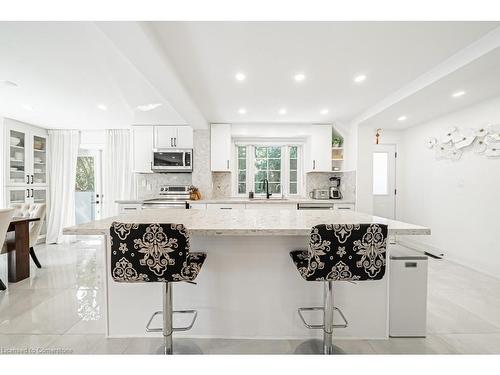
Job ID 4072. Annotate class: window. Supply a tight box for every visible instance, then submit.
[236,144,301,196]
[372,152,388,195]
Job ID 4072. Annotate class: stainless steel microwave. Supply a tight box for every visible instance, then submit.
[151,149,193,172]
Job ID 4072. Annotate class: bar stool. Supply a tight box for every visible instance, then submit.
[290,223,388,354]
[110,222,206,354]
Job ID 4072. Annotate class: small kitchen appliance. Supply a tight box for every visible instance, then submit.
[310,189,330,200]
[151,149,193,172]
[329,176,343,199]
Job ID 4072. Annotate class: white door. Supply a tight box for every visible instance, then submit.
[75,150,103,224]
[372,144,396,219]
[210,124,231,171]
[132,126,154,172]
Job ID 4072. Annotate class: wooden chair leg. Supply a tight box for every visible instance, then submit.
[29,247,42,269]
[0,278,6,291]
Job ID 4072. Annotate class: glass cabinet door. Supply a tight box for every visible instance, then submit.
[8,188,29,205]
[32,188,48,237]
[32,135,47,185]
[8,129,27,185]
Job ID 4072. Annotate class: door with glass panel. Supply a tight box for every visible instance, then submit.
[75,150,102,224]
[372,144,396,219]
[7,129,27,186]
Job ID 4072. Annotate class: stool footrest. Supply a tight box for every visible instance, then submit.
[145,310,198,333]
[297,306,349,330]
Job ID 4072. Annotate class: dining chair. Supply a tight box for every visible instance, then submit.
[4,203,47,268]
[0,208,15,291]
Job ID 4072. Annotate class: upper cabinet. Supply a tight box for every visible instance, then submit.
[210,124,231,172]
[5,122,48,187]
[132,126,154,173]
[154,126,193,149]
[306,124,332,172]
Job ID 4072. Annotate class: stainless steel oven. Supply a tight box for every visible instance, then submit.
[151,149,193,172]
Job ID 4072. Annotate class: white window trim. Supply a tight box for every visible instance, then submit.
[233,141,304,198]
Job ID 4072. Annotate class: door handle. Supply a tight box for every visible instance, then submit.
[30,189,34,198]
[26,189,30,198]
[26,175,30,184]
[30,175,34,184]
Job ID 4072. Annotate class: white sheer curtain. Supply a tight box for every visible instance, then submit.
[103,129,133,218]
[46,130,79,244]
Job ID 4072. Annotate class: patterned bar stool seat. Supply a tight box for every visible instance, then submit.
[290,223,388,354]
[110,222,206,354]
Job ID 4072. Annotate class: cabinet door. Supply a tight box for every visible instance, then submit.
[31,131,48,186]
[31,188,48,239]
[6,127,29,186]
[175,126,193,148]
[308,125,332,172]
[6,187,30,205]
[133,126,154,173]
[211,124,231,171]
[154,126,177,148]
[334,203,355,210]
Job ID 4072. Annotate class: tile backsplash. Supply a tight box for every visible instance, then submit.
[305,171,356,201]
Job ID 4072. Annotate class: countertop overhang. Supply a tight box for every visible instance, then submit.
[64,208,430,236]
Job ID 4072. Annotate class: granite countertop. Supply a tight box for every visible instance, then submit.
[116,198,356,205]
[64,209,430,237]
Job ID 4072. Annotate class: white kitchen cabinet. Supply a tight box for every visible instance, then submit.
[334,203,355,210]
[6,187,48,239]
[245,203,296,210]
[206,203,244,210]
[132,126,154,173]
[306,124,332,172]
[118,203,143,214]
[5,123,48,187]
[188,202,207,209]
[154,126,193,149]
[210,124,231,172]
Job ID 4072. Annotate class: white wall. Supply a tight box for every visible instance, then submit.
[398,97,500,278]
[357,96,500,278]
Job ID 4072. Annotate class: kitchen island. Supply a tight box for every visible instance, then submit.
[64,209,430,339]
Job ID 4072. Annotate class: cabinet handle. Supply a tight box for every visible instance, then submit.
[30,175,33,184]
[220,207,232,210]
[26,189,30,198]
[26,175,30,184]
[30,189,34,198]
[227,160,229,169]
[175,138,177,147]
[313,160,316,170]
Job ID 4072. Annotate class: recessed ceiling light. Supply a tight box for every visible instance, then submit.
[97,104,108,111]
[235,73,246,81]
[238,108,247,115]
[1,80,18,87]
[451,90,466,98]
[397,115,407,122]
[293,73,306,82]
[353,74,367,83]
[137,103,162,112]
[279,108,287,115]
[22,104,33,111]
[320,109,329,115]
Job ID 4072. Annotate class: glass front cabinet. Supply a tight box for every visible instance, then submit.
[4,121,49,239]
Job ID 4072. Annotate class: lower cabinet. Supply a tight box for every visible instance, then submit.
[245,203,296,209]
[206,203,244,210]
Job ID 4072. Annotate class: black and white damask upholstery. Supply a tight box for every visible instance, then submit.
[110,222,206,283]
[290,223,388,282]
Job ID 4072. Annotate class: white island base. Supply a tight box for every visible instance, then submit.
[107,235,389,339]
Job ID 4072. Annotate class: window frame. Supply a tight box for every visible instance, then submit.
[233,141,303,198]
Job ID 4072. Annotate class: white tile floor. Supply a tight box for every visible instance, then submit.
[1,238,500,354]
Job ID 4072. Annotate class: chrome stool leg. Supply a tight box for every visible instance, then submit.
[163,282,173,354]
[297,280,348,354]
[323,281,334,354]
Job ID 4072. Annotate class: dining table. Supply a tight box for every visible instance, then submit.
[6,216,40,282]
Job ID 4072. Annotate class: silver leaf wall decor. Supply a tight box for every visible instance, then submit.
[428,125,500,160]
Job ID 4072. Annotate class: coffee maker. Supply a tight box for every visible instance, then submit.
[329,176,342,199]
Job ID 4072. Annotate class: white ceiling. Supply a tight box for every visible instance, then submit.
[361,46,500,129]
[2,21,500,130]
[0,22,186,129]
[150,21,500,124]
